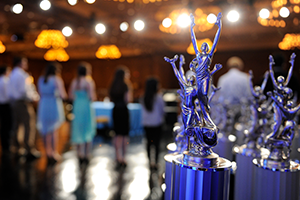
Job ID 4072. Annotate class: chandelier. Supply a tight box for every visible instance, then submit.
[186,38,213,55]
[159,8,216,34]
[278,33,300,50]
[44,48,70,62]
[35,30,69,61]
[0,41,6,53]
[257,0,300,27]
[95,45,121,59]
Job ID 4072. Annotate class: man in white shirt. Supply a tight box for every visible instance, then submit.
[217,56,251,104]
[9,56,40,159]
[0,65,12,155]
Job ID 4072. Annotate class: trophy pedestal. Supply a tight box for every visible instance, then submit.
[233,145,269,200]
[253,158,300,200]
[170,153,232,200]
[164,153,178,200]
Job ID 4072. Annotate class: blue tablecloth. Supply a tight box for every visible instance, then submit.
[92,101,144,137]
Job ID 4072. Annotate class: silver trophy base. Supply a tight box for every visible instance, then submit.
[233,145,269,200]
[164,153,179,200]
[253,158,300,200]
[170,153,232,200]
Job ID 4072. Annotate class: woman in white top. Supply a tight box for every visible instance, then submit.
[141,77,165,169]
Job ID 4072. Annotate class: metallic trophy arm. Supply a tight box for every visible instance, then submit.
[164,55,186,88]
[190,14,199,56]
[284,53,296,87]
[249,70,259,98]
[209,12,222,58]
[179,54,187,83]
[261,70,270,92]
[269,55,278,88]
[210,63,222,76]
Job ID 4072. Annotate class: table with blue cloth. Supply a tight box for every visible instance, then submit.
[92,101,144,137]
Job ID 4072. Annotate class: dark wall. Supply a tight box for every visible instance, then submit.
[1,48,299,101]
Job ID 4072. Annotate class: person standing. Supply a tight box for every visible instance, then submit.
[217,56,252,104]
[109,66,133,168]
[8,56,40,159]
[140,77,165,170]
[0,65,12,155]
[69,62,96,164]
[37,62,67,162]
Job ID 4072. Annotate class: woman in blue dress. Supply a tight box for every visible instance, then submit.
[37,62,67,162]
[69,62,96,163]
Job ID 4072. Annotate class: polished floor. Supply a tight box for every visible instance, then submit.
[0,123,173,200]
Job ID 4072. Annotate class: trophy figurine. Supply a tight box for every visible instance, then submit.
[253,53,300,200]
[233,69,272,200]
[164,12,232,200]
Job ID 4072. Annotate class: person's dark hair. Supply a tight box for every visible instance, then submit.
[109,67,128,103]
[13,56,25,67]
[0,65,7,76]
[143,77,158,111]
[76,62,89,89]
[44,62,59,83]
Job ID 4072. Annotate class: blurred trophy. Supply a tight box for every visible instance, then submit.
[234,69,272,200]
[164,12,231,200]
[252,53,300,200]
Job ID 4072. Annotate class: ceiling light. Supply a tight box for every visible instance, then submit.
[95,23,106,34]
[62,26,73,37]
[177,13,190,28]
[40,0,51,11]
[0,41,6,53]
[95,45,121,59]
[207,13,217,24]
[279,7,290,18]
[134,20,145,31]
[227,10,240,22]
[162,18,172,28]
[85,0,96,4]
[12,3,23,14]
[120,22,129,32]
[68,0,78,6]
[259,8,270,19]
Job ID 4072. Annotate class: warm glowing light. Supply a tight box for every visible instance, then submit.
[187,38,213,55]
[95,23,106,34]
[160,8,216,34]
[0,41,6,53]
[294,5,300,13]
[120,22,129,32]
[44,48,69,62]
[134,20,145,31]
[12,3,23,14]
[207,13,217,24]
[177,13,190,28]
[68,0,78,6]
[259,8,270,19]
[35,30,69,49]
[279,33,300,50]
[40,0,51,11]
[85,0,96,4]
[227,10,240,22]
[62,26,73,37]
[279,7,290,18]
[95,45,121,59]
[162,18,172,28]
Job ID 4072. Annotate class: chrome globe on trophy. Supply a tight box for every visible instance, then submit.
[164,12,232,200]
[252,53,300,200]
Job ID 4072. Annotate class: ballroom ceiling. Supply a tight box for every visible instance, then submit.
[0,0,299,60]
